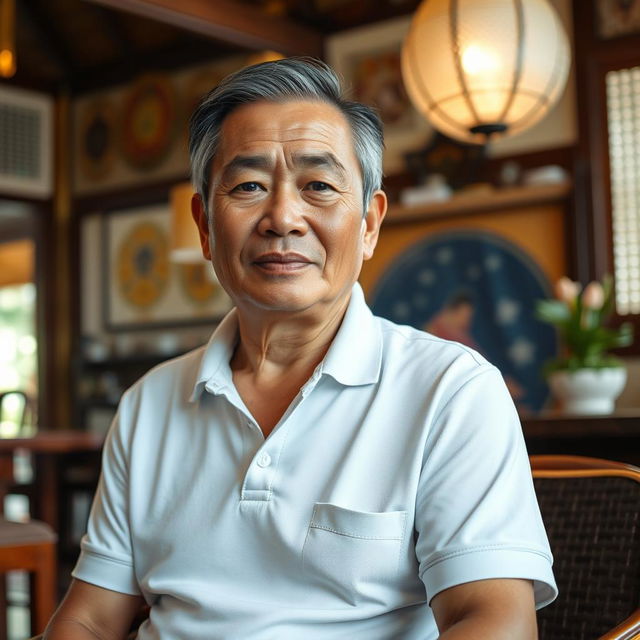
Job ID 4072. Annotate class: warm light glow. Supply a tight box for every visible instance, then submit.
[0,240,34,287]
[246,50,285,66]
[0,49,15,77]
[170,182,207,263]
[402,0,570,144]
[461,45,501,76]
[0,0,16,78]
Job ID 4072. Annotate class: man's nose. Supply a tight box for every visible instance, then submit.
[257,185,308,236]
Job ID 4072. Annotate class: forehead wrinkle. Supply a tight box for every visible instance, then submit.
[220,154,274,182]
[213,101,360,190]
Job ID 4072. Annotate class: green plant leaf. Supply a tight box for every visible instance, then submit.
[535,300,571,325]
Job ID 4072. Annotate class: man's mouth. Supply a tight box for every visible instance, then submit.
[253,252,312,273]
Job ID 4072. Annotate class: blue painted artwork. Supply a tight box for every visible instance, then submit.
[370,230,557,413]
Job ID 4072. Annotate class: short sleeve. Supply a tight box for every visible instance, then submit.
[415,365,557,608]
[72,392,140,595]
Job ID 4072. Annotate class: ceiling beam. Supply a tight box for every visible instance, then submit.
[20,0,75,81]
[90,5,138,64]
[82,0,323,57]
[70,38,233,94]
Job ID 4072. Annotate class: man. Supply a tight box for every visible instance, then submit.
[45,58,556,639]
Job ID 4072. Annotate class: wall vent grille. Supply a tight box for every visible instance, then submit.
[0,86,52,199]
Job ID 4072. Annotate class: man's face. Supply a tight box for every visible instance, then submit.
[192,99,386,315]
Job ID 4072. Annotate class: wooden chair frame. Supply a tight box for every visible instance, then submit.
[0,537,56,638]
[531,455,640,640]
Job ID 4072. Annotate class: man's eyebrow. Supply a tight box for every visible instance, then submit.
[219,152,348,182]
[221,155,273,179]
[292,152,347,177]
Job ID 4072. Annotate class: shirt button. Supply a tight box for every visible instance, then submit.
[257,452,272,468]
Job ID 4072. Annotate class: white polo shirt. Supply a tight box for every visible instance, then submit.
[73,283,557,639]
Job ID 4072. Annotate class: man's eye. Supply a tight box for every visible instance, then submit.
[307,181,333,192]
[234,182,262,192]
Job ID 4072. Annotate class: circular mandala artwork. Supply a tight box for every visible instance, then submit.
[117,222,169,309]
[120,75,176,170]
[179,263,221,305]
[80,99,116,180]
[371,230,557,413]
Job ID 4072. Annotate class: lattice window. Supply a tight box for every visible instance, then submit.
[606,67,640,315]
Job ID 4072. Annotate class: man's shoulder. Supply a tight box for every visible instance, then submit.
[375,314,488,369]
[122,344,207,404]
[372,314,499,399]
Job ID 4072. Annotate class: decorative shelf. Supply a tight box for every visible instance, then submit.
[386,181,572,225]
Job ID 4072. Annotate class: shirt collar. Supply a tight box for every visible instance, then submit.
[189,308,238,403]
[320,282,382,387]
[189,282,382,402]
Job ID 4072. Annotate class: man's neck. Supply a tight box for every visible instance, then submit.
[229,294,352,437]
[231,294,351,383]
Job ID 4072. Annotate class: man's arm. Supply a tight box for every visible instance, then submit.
[44,579,144,640]
[431,578,537,639]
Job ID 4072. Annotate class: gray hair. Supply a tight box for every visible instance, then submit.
[188,57,384,216]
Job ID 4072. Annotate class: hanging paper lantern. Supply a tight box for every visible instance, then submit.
[401,0,570,144]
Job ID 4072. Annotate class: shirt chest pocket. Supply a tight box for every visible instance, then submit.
[302,503,407,606]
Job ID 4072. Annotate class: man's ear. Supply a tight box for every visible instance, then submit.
[191,193,212,261]
[362,190,387,261]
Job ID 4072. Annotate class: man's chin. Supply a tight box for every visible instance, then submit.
[251,296,321,315]
[235,285,332,315]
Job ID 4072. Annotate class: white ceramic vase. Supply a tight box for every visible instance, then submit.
[548,367,628,415]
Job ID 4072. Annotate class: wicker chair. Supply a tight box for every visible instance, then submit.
[531,455,640,640]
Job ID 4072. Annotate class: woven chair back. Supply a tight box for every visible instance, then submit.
[532,456,640,640]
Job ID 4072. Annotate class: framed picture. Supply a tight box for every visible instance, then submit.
[596,0,640,38]
[359,196,568,415]
[103,204,232,331]
[326,15,433,175]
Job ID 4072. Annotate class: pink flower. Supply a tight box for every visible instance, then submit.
[582,281,605,309]
[555,277,581,303]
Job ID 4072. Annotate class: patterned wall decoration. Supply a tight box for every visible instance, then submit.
[370,231,556,413]
[359,198,568,415]
[79,98,117,181]
[73,56,248,195]
[120,75,176,171]
[103,204,232,331]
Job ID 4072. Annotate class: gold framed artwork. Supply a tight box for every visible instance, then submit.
[326,15,433,175]
[103,205,232,331]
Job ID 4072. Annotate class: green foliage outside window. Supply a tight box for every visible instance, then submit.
[0,284,37,436]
